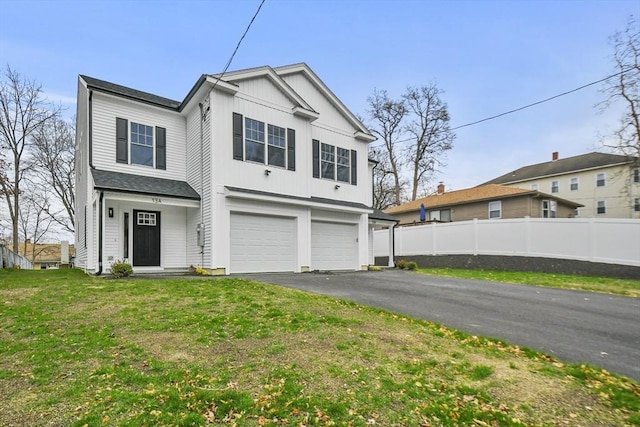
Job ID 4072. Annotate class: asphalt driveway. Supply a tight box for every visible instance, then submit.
[238,269,640,381]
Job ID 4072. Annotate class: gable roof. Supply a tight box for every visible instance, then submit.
[384,184,582,214]
[482,152,638,185]
[91,169,200,200]
[274,63,376,142]
[80,75,181,110]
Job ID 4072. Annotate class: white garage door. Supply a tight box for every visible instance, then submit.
[311,221,358,271]
[230,213,296,273]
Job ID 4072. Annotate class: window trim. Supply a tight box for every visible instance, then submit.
[633,168,640,183]
[115,117,165,169]
[596,200,606,215]
[551,180,559,193]
[130,122,154,167]
[542,199,557,218]
[488,201,502,219]
[234,114,295,171]
[596,172,606,187]
[634,198,640,212]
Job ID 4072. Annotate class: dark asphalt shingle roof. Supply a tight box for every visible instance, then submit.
[482,152,637,185]
[92,169,200,200]
[81,75,181,110]
[369,208,398,222]
[225,186,372,211]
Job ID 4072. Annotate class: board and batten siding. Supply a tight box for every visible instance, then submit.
[90,92,186,181]
[279,73,356,135]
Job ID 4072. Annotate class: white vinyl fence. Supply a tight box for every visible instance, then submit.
[374,218,640,267]
[0,244,34,269]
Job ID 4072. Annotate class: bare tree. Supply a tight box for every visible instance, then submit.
[369,147,399,211]
[0,66,59,252]
[366,89,407,206]
[31,116,75,233]
[18,190,55,261]
[403,84,455,201]
[599,15,639,157]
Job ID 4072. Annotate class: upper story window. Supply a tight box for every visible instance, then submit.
[313,139,357,185]
[116,118,166,170]
[321,143,335,179]
[634,198,640,212]
[233,113,295,171]
[542,199,557,218]
[597,200,606,215]
[531,184,538,191]
[633,168,639,183]
[551,180,559,193]
[488,201,501,219]
[570,177,579,191]
[596,173,606,187]
[131,123,154,166]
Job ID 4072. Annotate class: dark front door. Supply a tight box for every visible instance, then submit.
[133,210,161,266]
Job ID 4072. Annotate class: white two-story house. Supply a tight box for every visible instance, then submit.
[75,63,396,275]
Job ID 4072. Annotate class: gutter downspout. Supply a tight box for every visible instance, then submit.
[96,191,104,275]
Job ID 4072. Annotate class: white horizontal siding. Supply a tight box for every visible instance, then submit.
[91,92,186,181]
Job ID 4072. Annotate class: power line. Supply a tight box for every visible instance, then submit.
[207,0,266,95]
[369,68,631,148]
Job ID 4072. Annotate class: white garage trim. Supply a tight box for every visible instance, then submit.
[230,213,296,273]
[311,221,358,271]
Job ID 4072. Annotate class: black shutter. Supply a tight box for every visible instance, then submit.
[233,113,244,160]
[312,139,320,178]
[116,117,128,163]
[287,128,296,171]
[156,126,166,170]
[350,149,357,185]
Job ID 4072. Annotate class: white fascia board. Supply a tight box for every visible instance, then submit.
[369,218,397,227]
[274,63,374,140]
[224,187,372,214]
[104,191,200,208]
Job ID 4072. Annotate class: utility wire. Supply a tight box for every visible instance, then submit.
[369,67,632,148]
[207,0,266,95]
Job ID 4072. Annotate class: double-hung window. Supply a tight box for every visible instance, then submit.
[570,177,579,191]
[312,139,357,185]
[596,173,606,187]
[633,168,640,183]
[131,123,154,166]
[115,118,166,169]
[488,201,501,219]
[542,200,557,218]
[634,198,640,212]
[321,143,335,179]
[551,180,559,193]
[336,147,351,183]
[267,124,286,167]
[597,200,606,215]
[245,118,265,163]
[232,113,295,171]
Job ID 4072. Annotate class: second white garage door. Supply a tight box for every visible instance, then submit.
[311,221,358,271]
[230,213,296,273]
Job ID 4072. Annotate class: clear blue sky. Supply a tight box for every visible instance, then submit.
[1,0,637,191]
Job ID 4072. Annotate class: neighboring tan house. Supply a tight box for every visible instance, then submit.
[75,63,395,274]
[482,152,640,219]
[18,240,74,269]
[384,183,583,225]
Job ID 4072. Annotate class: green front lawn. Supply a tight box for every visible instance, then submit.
[1,269,638,426]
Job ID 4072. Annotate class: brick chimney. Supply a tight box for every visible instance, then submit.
[437,182,445,194]
[552,152,559,161]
